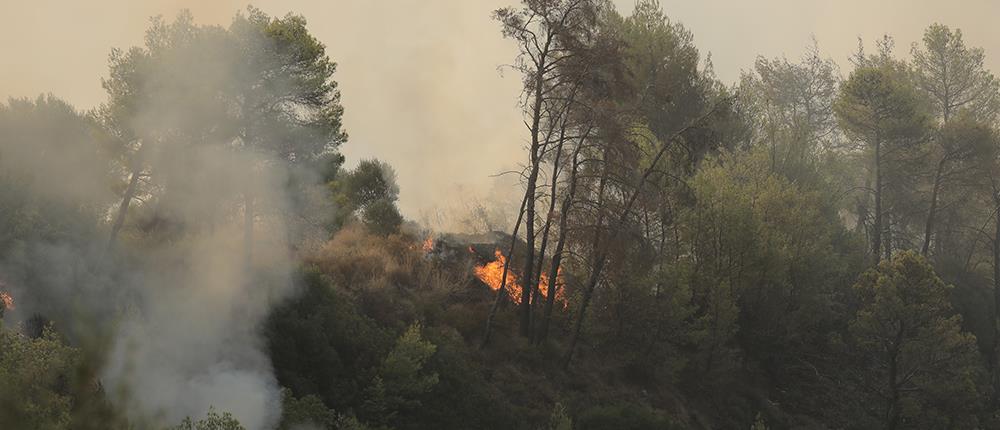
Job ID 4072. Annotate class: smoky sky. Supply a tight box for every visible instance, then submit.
[4,0,1000,219]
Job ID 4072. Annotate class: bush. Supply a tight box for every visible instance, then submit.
[265,268,392,409]
[576,403,679,430]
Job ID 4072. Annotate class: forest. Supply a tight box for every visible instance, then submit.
[1,0,1000,429]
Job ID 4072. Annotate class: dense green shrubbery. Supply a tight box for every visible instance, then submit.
[575,403,680,430]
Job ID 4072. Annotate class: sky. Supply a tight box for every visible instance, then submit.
[4,0,1000,220]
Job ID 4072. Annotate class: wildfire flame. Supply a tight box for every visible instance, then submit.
[422,236,434,253]
[472,249,567,309]
[0,291,13,311]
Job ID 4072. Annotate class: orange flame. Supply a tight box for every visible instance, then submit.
[472,249,567,309]
[422,236,434,253]
[538,268,568,310]
[0,291,13,311]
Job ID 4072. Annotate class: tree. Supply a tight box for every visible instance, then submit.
[532,0,734,367]
[0,325,77,429]
[100,9,347,257]
[0,95,111,252]
[612,0,716,144]
[988,152,1000,410]
[840,251,983,429]
[362,199,403,236]
[229,8,347,263]
[330,158,403,235]
[277,388,336,430]
[741,40,841,179]
[835,58,931,262]
[911,24,1000,123]
[99,11,237,250]
[169,409,245,430]
[920,115,996,255]
[494,0,605,338]
[911,24,1000,255]
[339,159,399,210]
[361,323,438,428]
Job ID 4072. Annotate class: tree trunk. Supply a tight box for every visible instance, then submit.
[530,116,571,337]
[518,33,555,339]
[107,168,142,253]
[244,191,254,270]
[480,191,529,348]
[536,140,584,343]
[561,103,726,369]
[873,137,883,263]
[563,167,608,369]
[921,158,947,256]
[520,168,539,338]
[886,350,900,430]
[993,194,1000,408]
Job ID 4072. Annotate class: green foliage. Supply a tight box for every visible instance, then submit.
[99,6,346,246]
[411,328,521,430]
[5,4,1000,430]
[912,23,1000,121]
[576,403,679,430]
[838,251,984,428]
[0,96,109,251]
[278,388,337,430]
[361,323,439,427]
[329,159,403,235]
[168,408,245,430]
[684,148,855,360]
[341,159,399,209]
[266,268,393,409]
[740,40,840,179]
[0,321,135,430]
[547,402,572,430]
[362,199,403,237]
[608,0,715,141]
[836,63,931,147]
[0,325,77,429]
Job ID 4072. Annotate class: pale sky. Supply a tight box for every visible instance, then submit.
[4,0,1000,219]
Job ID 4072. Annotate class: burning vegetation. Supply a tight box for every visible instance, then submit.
[0,291,13,311]
[471,248,567,309]
[6,0,1000,429]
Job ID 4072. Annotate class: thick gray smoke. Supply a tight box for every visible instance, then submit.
[0,106,305,429]
[98,146,298,429]
[0,10,336,430]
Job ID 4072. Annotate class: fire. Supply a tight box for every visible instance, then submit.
[538,268,568,310]
[0,291,13,311]
[422,236,434,253]
[472,249,567,309]
[474,249,523,303]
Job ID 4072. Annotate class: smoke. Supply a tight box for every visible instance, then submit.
[0,9,334,430]
[97,146,298,429]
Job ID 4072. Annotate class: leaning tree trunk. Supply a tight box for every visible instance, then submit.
[107,168,142,253]
[480,191,529,348]
[561,104,724,369]
[107,143,147,254]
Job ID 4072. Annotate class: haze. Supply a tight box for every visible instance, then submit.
[4,0,1000,217]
